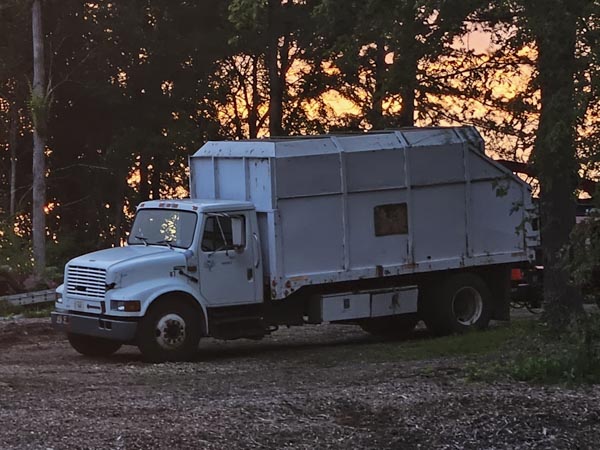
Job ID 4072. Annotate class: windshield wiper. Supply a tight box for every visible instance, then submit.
[134,235,149,246]
[155,239,174,249]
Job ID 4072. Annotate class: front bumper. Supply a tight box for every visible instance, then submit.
[51,311,138,342]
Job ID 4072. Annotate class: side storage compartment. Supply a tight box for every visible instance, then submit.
[371,288,418,317]
[320,293,371,322]
[309,287,420,339]
[313,287,418,323]
[359,287,420,339]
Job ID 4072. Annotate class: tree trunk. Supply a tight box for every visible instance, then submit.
[529,0,583,329]
[9,103,18,217]
[369,40,387,129]
[139,154,150,201]
[398,0,417,127]
[32,0,47,276]
[150,156,161,200]
[398,75,416,127]
[248,55,259,139]
[267,0,284,137]
[113,173,126,247]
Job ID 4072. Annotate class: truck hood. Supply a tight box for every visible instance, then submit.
[68,246,185,271]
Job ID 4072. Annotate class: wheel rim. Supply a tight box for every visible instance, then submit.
[452,287,483,326]
[155,313,187,349]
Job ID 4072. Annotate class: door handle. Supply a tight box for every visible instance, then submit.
[252,233,260,268]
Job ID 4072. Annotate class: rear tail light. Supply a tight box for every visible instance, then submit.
[511,268,524,282]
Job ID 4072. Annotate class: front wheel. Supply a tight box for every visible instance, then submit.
[137,299,201,363]
[67,333,122,357]
[422,273,492,336]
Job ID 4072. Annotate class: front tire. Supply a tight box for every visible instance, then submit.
[422,273,492,336]
[67,333,122,357]
[137,299,201,363]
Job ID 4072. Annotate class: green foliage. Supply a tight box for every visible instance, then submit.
[45,233,96,273]
[0,220,62,285]
[0,300,23,317]
[508,315,600,384]
[228,0,267,36]
[464,317,600,385]
[0,221,33,274]
[562,215,600,303]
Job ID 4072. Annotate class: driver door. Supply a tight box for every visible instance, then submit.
[198,211,261,306]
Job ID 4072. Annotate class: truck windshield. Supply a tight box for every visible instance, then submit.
[128,209,197,249]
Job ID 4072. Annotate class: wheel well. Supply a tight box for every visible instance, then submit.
[148,291,207,335]
[417,266,510,320]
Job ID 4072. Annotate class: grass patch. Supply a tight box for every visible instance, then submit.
[22,304,54,318]
[467,315,600,385]
[364,321,535,364]
[0,300,53,318]
[400,325,519,360]
[506,315,600,384]
[305,322,523,368]
[0,300,23,317]
[307,317,600,385]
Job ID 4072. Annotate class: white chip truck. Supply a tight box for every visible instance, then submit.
[52,127,539,362]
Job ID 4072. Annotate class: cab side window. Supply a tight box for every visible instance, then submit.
[201,215,245,252]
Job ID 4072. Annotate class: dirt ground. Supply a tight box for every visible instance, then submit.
[0,317,599,450]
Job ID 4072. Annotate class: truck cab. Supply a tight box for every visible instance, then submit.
[52,199,263,361]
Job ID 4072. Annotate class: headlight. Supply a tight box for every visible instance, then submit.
[110,300,141,312]
[56,292,63,304]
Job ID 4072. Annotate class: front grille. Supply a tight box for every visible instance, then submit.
[66,265,107,299]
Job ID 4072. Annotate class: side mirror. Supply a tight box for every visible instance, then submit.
[231,216,245,250]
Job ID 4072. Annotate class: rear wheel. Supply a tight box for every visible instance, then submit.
[67,333,122,357]
[359,314,419,339]
[137,299,201,363]
[422,273,492,336]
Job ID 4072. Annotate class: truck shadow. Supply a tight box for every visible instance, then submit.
[194,328,433,363]
[105,327,433,364]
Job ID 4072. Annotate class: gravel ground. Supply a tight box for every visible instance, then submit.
[0,317,599,449]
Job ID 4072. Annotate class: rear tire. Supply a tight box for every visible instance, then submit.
[359,314,419,339]
[67,333,122,357]
[422,273,492,336]
[137,299,201,363]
